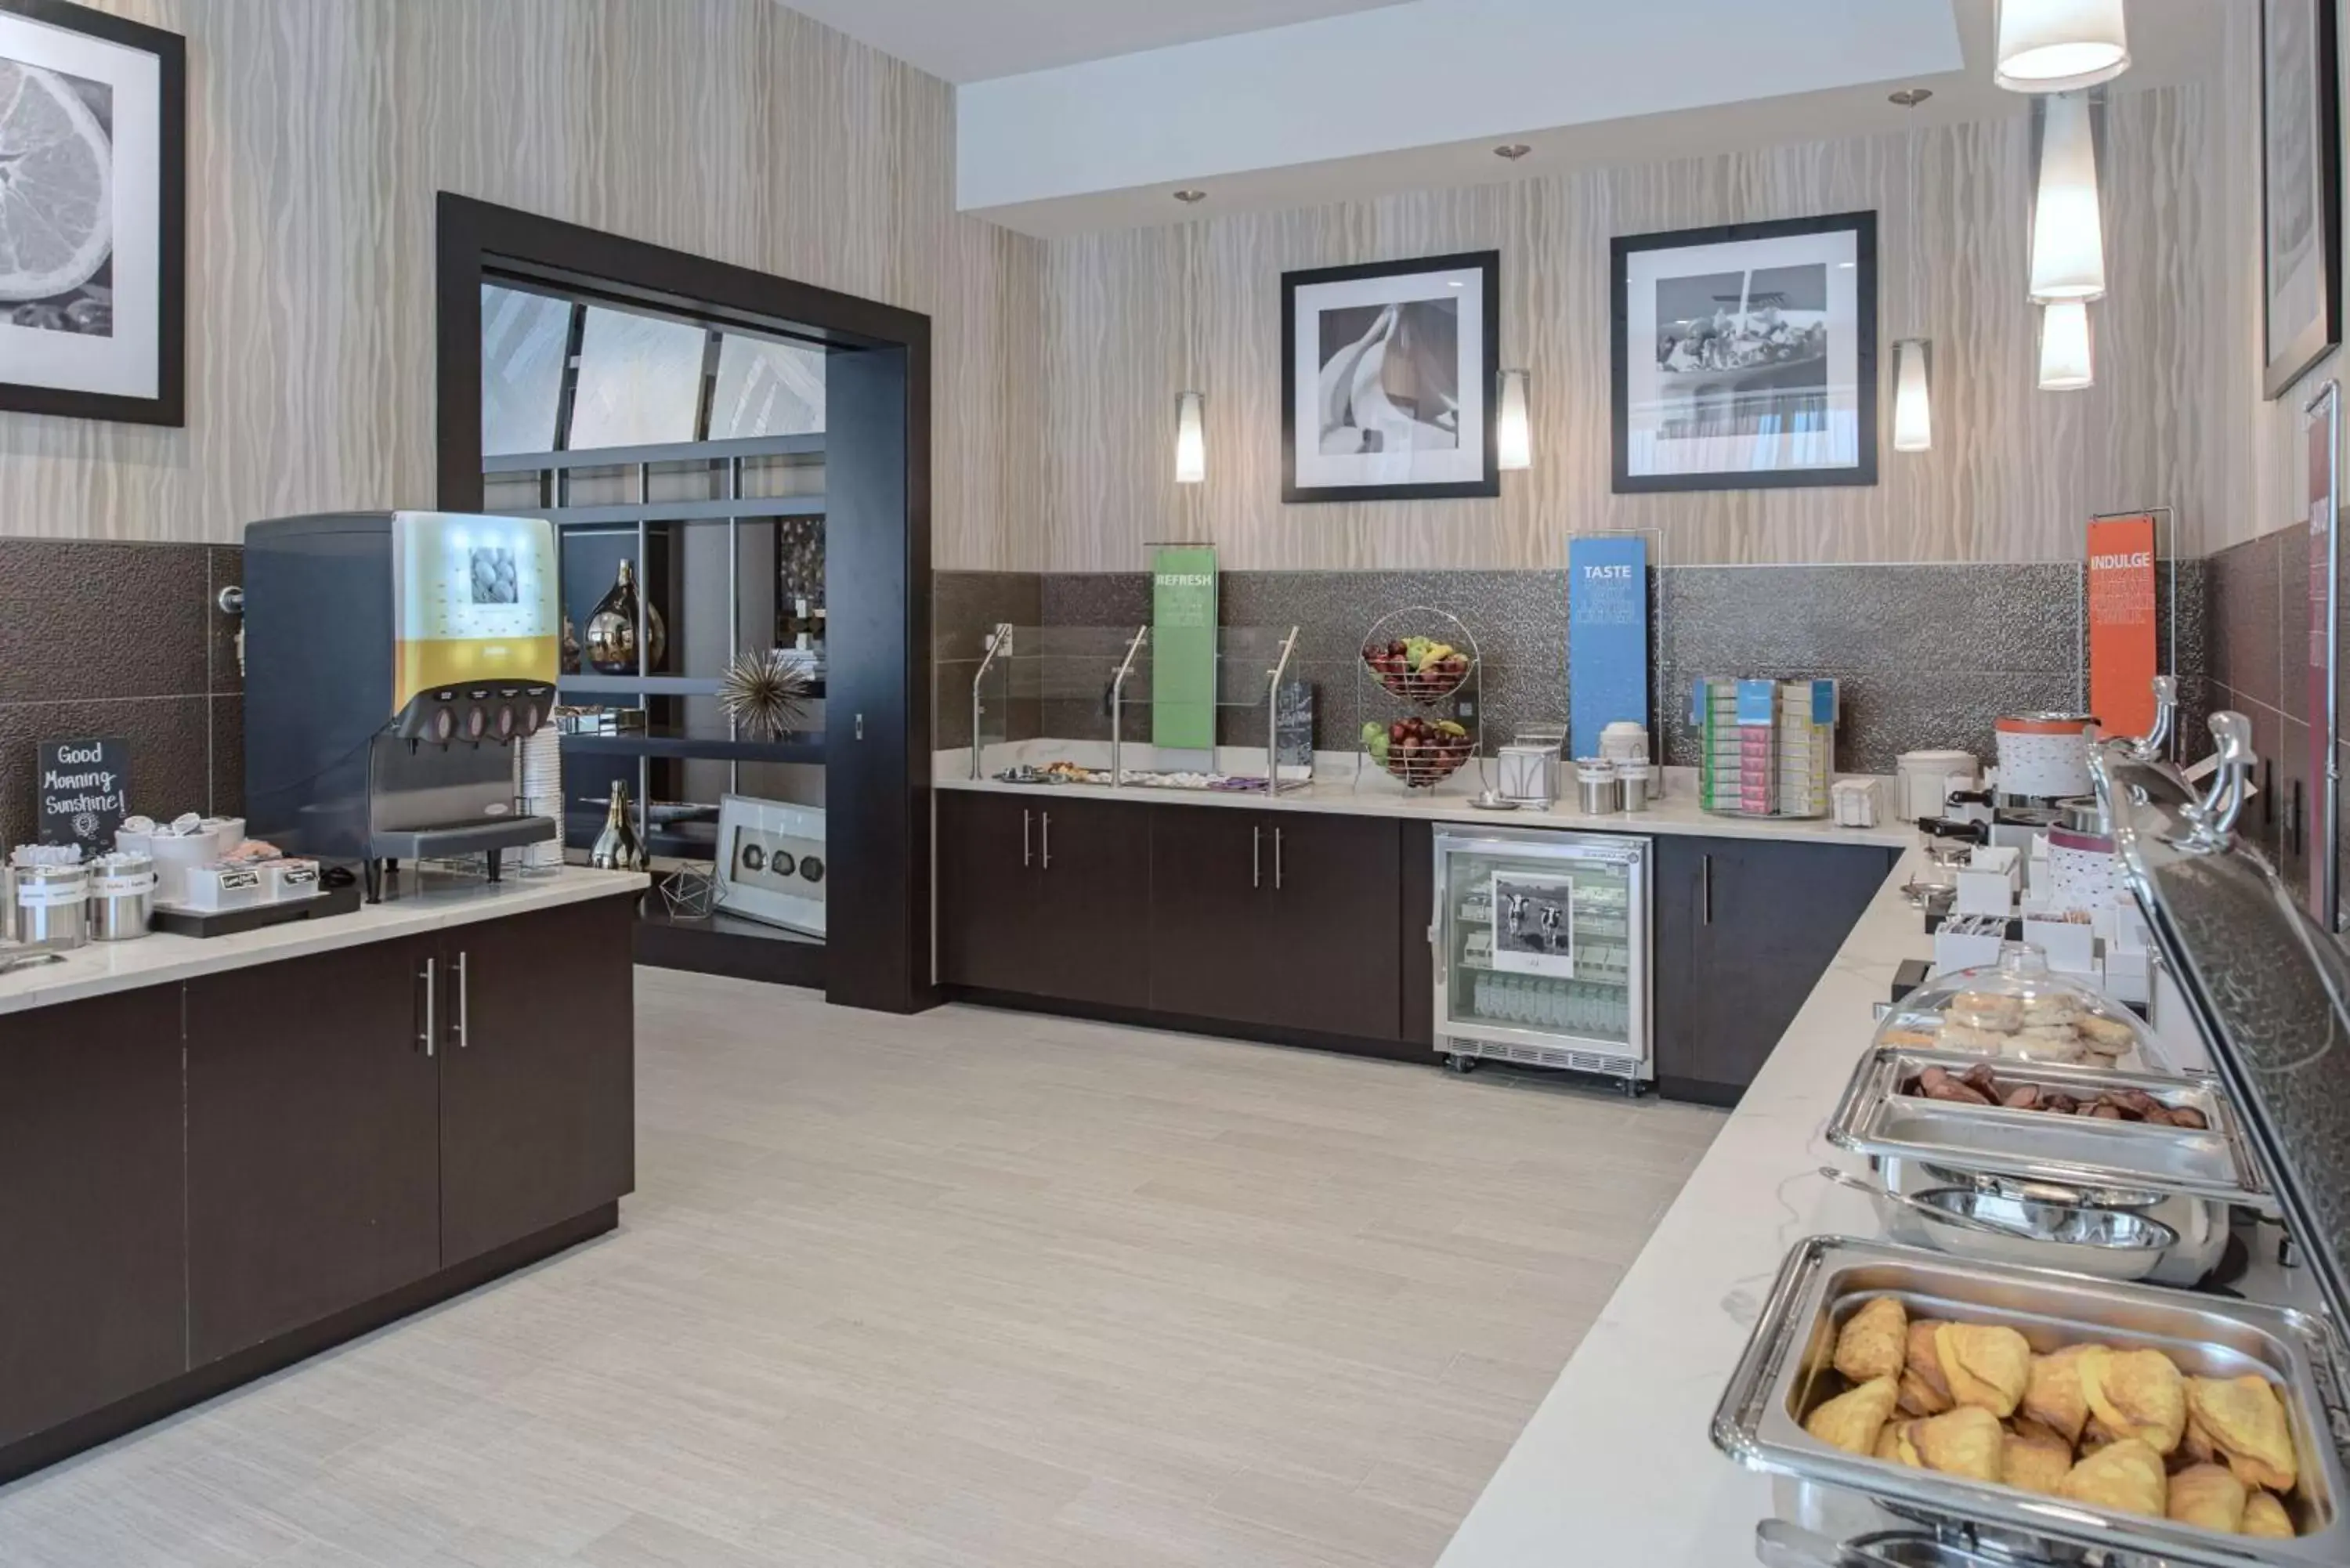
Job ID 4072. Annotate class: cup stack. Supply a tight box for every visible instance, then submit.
[516,727,565,871]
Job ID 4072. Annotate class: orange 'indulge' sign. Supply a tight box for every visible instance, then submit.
[2088,515,2159,740]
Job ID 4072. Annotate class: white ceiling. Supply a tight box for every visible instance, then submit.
[779,0,1412,85]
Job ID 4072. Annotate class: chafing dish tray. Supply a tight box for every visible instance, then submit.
[1715,1236,2350,1568]
[1827,1048,2276,1212]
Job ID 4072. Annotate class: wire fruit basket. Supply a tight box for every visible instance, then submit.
[1358,606,1482,791]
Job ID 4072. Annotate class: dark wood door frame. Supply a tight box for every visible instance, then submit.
[432,193,938,1014]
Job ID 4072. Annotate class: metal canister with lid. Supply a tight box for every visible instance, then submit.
[88,851,156,941]
[16,862,91,950]
[1574,757,1620,815]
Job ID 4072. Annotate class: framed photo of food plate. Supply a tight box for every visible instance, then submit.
[1612,211,1876,493]
[1282,251,1499,504]
[0,0,184,425]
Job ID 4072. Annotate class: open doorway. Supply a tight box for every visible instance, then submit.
[434,195,935,1014]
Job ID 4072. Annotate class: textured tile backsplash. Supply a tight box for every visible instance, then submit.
[0,540,244,847]
[938,559,2204,775]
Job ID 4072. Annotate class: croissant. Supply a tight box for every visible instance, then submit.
[1911,1405,2003,1483]
[1806,1375,1900,1456]
[2023,1344,2094,1443]
[2081,1347,2187,1454]
[2167,1463,2247,1534]
[2243,1490,2295,1539]
[1899,1321,1954,1415]
[2058,1437,2169,1519]
[1936,1323,2030,1418]
[2002,1420,2074,1495]
[2187,1375,2298,1494]
[1834,1296,1908,1383]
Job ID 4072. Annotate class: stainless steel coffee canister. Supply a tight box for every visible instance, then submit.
[16,863,91,950]
[88,854,156,942]
[1574,758,1620,815]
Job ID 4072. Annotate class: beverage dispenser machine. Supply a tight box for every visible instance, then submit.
[244,511,561,899]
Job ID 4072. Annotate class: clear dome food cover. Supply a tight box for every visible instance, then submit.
[1872,945,2160,1068]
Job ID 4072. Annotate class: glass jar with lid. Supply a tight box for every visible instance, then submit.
[1873,944,2160,1068]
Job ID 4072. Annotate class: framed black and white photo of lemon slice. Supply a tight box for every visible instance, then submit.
[0,1,183,425]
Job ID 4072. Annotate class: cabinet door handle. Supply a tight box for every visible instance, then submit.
[419,956,436,1057]
[1701,854,1712,927]
[1022,808,1032,868]
[1040,811,1052,869]
[455,950,470,1050]
[1253,824,1263,889]
[1274,827,1284,890]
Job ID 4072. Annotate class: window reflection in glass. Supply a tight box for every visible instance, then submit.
[710,333,826,439]
[568,305,707,450]
[479,284,571,456]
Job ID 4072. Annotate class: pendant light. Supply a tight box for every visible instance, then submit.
[1995,0,2130,93]
[2039,300,2094,390]
[1892,340,1934,450]
[1889,89,1932,453]
[2029,90,2106,302]
[1495,370,1531,470]
[1173,390,1206,483]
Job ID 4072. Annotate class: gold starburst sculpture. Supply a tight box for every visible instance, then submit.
[718,647,812,739]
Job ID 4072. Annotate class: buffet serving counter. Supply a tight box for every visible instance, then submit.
[1434,844,2323,1566]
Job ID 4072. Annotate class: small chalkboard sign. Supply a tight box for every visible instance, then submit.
[37,736,131,854]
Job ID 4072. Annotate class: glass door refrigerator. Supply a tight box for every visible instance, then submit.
[1432,826,1652,1089]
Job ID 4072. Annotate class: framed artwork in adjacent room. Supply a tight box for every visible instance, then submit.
[2261,0,2341,399]
[1282,250,1499,504]
[1612,211,1876,493]
[0,0,184,425]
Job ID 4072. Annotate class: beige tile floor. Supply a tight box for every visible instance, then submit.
[0,970,1721,1567]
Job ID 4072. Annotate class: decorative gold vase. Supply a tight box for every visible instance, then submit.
[590,779,647,871]
[585,559,665,675]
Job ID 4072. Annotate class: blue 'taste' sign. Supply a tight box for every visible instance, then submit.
[1568,536,1649,757]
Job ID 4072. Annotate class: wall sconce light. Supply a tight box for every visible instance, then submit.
[1174,390,1206,483]
[1994,0,2130,93]
[1891,339,1933,452]
[1496,370,1531,470]
[2039,300,2095,390]
[2029,90,2106,302]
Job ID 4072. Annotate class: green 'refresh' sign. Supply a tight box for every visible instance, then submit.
[1152,544,1217,751]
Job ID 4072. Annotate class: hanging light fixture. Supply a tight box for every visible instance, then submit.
[1892,340,1934,450]
[2029,90,2106,301]
[2039,300,2095,390]
[1173,390,1206,483]
[1995,0,2130,93]
[1495,370,1531,470]
[1890,90,1932,453]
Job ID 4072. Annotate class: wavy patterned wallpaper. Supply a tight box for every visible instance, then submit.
[0,0,1045,569]
[1031,83,2249,571]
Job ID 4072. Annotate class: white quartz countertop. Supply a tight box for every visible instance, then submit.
[1432,846,1927,1568]
[935,746,1910,851]
[0,865,645,1017]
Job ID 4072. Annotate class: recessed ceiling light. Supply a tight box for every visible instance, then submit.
[1887,88,1932,108]
[1494,143,1531,161]
[1449,280,1464,287]
[1173,189,1206,204]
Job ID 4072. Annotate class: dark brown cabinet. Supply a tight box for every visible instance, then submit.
[438,896,636,1265]
[1148,805,1403,1043]
[186,937,443,1364]
[1653,835,1895,1106]
[0,988,187,1446]
[938,789,1151,1007]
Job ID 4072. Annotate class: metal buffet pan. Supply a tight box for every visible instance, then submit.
[1824,1046,2276,1285]
[1714,1236,2350,1568]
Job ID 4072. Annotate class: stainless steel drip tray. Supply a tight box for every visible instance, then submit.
[1828,1048,2275,1211]
[1715,1237,2350,1568]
